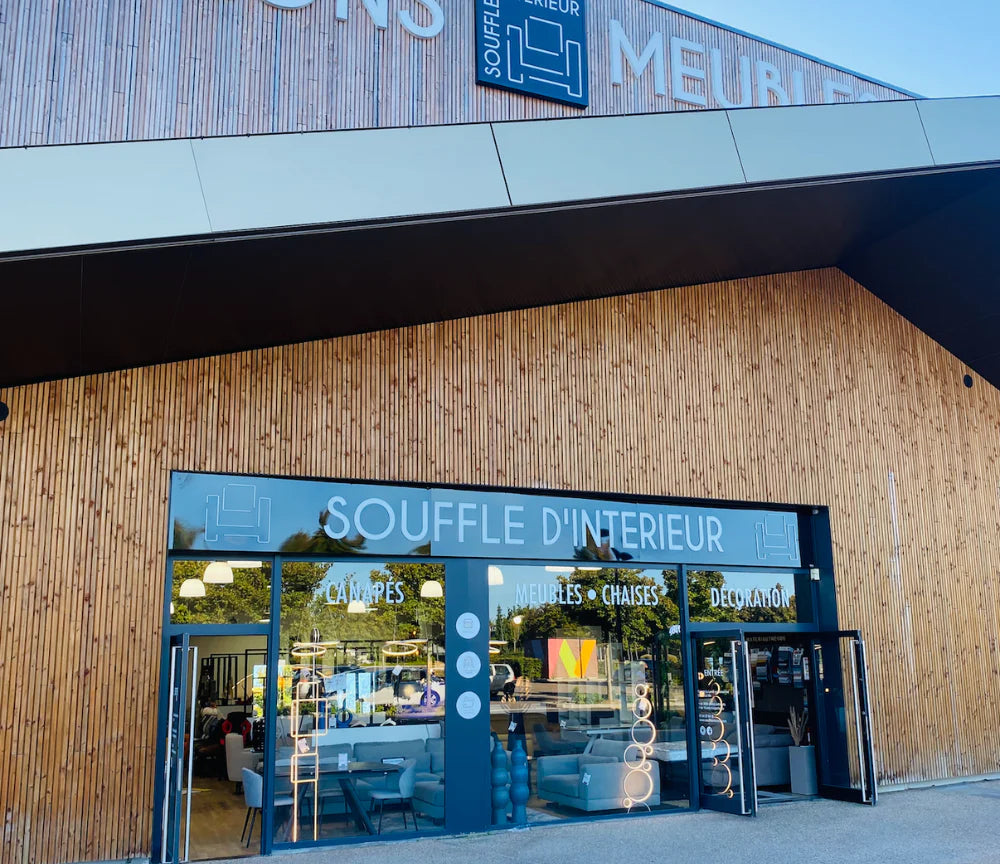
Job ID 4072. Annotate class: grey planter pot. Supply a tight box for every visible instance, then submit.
[788,745,818,795]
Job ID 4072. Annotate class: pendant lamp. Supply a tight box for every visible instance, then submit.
[203,561,234,584]
[420,579,443,598]
[179,578,206,598]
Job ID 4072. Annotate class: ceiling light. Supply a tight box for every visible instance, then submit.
[347,600,367,614]
[203,561,234,584]
[227,560,263,569]
[420,579,443,598]
[488,566,504,585]
[179,578,205,598]
[544,566,575,573]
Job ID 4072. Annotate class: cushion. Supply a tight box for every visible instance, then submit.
[426,738,445,773]
[413,779,445,807]
[354,738,427,763]
[578,754,617,769]
[589,739,628,760]
[539,773,580,797]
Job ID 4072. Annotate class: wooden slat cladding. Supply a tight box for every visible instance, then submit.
[0,0,910,148]
[2,267,998,863]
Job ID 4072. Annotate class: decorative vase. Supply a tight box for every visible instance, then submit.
[788,745,818,795]
[509,738,530,825]
[490,733,511,825]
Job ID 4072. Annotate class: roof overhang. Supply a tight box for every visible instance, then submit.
[1,97,999,389]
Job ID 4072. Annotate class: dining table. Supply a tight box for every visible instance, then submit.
[274,758,400,836]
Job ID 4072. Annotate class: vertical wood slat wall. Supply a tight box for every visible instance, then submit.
[2,267,999,863]
[0,0,909,148]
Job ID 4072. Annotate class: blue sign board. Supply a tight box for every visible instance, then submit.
[475,0,589,108]
[169,472,801,567]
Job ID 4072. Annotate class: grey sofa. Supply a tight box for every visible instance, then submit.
[536,738,661,812]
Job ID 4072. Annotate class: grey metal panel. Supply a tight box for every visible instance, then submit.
[917,97,1000,166]
[0,140,210,254]
[728,101,934,184]
[191,125,510,233]
[493,112,747,206]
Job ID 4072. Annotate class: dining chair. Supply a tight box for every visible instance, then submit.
[242,768,295,847]
[367,759,418,834]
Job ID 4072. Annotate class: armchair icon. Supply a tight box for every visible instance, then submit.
[205,483,271,545]
[755,514,798,562]
[506,16,584,100]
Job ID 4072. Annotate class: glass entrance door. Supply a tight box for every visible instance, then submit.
[809,630,877,804]
[693,632,757,816]
[161,635,198,864]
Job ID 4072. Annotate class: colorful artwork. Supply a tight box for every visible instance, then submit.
[546,638,598,678]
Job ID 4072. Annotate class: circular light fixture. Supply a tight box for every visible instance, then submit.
[383,641,420,658]
[203,561,234,584]
[512,615,523,625]
[169,602,175,615]
[420,579,443,598]
[290,643,327,658]
[227,560,263,569]
[488,566,504,586]
[347,600,367,614]
[178,578,205,598]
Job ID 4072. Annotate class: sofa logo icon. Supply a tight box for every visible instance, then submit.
[476,0,589,108]
[205,483,272,545]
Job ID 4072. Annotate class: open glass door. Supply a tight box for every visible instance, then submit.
[809,630,877,805]
[161,634,199,863]
[693,632,757,816]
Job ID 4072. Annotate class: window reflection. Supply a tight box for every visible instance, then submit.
[487,564,688,820]
[170,560,271,625]
[273,562,446,842]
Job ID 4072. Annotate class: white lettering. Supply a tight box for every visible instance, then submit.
[670,37,707,107]
[433,500,454,542]
[684,514,705,552]
[504,505,525,545]
[457,502,476,543]
[481,504,501,544]
[398,0,444,39]
[400,498,429,542]
[710,49,751,108]
[610,19,666,96]
[354,498,395,541]
[639,512,656,550]
[755,60,790,106]
[542,507,561,545]
[707,516,723,552]
[361,0,388,29]
[620,511,639,549]
[667,514,684,551]
[323,495,350,539]
[823,78,854,103]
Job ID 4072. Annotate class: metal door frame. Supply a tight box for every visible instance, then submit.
[690,629,758,816]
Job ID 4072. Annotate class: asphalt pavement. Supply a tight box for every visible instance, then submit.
[219,780,1000,864]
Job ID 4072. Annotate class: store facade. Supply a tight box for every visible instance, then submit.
[2,2,1000,864]
[155,470,874,858]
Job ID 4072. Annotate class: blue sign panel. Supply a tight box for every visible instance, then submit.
[476,0,589,108]
[169,472,801,567]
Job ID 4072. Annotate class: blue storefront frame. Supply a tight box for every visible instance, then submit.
[152,473,836,859]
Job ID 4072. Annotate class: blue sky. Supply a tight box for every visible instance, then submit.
[659,0,1000,98]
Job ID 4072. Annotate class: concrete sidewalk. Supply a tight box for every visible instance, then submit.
[224,780,1000,864]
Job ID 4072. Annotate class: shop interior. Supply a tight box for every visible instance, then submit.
[745,634,815,803]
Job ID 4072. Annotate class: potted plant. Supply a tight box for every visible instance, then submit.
[787,707,817,795]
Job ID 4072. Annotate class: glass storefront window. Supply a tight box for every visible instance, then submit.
[273,561,446,842]
[487,563,688,818]
[687,569,806,624]
[169,560,272,625]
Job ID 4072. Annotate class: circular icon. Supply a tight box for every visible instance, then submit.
[456,691,482,719]
[456,651,481,679]
[455,612,481,639]
[587,589,597,600]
